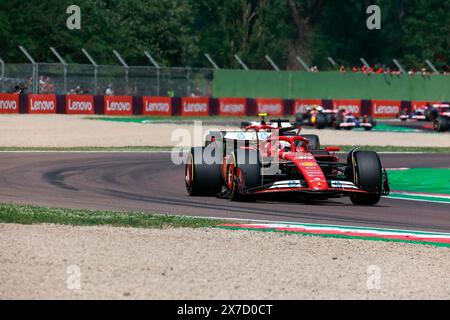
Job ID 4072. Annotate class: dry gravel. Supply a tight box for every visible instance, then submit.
[0,114,449,148]
[1,223,450,300]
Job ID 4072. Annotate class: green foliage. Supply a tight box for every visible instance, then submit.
[0,0,448,70]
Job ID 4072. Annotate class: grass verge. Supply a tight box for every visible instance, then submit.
[0,203,227,229]
[0,146,449,153]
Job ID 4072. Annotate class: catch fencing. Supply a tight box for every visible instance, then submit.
[0,63,214,97]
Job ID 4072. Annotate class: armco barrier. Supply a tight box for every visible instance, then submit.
[104,96,133,115]
[255,98,284,116]
[218,97,247,116]
[28,94,57,114]
[66,95,95,114]
[0,93,20,114]
[5,93,447,118]
[332,99,362,117]
[181,97,210,116]
[371,100,402,118]
[142,96,172,116]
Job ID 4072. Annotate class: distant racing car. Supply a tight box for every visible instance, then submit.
[432,104,450,132]
[185,121,390,205]
[332,110,375,131]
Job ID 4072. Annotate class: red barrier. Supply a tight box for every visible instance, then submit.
[411,101,440,111]
[142,97,172,115]
[218,97,246,116]
[332,99,362,116]
[28,94,57,114]
[255,98,284,116]
[104,96,133,115]
[293,99,322,114]
[181,97,209,116]
[372,100,402,118]
[0,93,20,114]
[66,95,95,114]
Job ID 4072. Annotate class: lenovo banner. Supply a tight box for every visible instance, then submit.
[66,95,95,114]
[0,93,20,114]
[218,97,246,116]
[293,99,322,114]
[332,99,361,116]
[372,100,402,118]
[181,97,209,116]
[28,94,57,114]
[411,101,440,111]
[142,97,172,116]
[104,96,133,115]
[256,98,284,116]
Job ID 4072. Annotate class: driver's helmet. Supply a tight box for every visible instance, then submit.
[278,140,291,151]
[316,106,324,112]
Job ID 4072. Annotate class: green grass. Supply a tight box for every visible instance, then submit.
[0,145,449,153]
[0,203,227,229]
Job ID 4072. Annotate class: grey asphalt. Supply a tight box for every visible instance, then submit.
[0,152,449,233]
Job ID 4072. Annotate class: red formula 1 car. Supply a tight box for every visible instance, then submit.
[185,122,390,205]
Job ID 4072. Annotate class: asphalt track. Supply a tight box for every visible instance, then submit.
[0,152,449,233]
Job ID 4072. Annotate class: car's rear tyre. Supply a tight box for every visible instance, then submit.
[316,113,327,129]
[434,117,449,132]
[185,147,222,196]
[348,151,382,206]
[302,134,321,150]
[228,149,262,201]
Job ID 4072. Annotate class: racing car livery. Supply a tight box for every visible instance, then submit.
[185,121,389,205]
[295,108,375,130]
[432,104,450,132]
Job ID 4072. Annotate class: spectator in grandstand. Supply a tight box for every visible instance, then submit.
[421,68,430,76]
[105,84,114,96]
[310,66,319,72]
[339,65,346,73]
[374,64,384,74]
[39,76,45,92]
[408,69,416,76]
[352,66,360,73]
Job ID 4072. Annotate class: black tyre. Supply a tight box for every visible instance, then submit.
[302,134,321,150]
[228,149,262,201]
[434,117,449,132]
[185,147,222,196]
[316,113,327,129]
[294,113,304,127]
[424,109,432,121]
[325,113,334,126]
[348,151,382,205]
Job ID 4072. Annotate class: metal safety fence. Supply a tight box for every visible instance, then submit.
[0,63,214,97]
